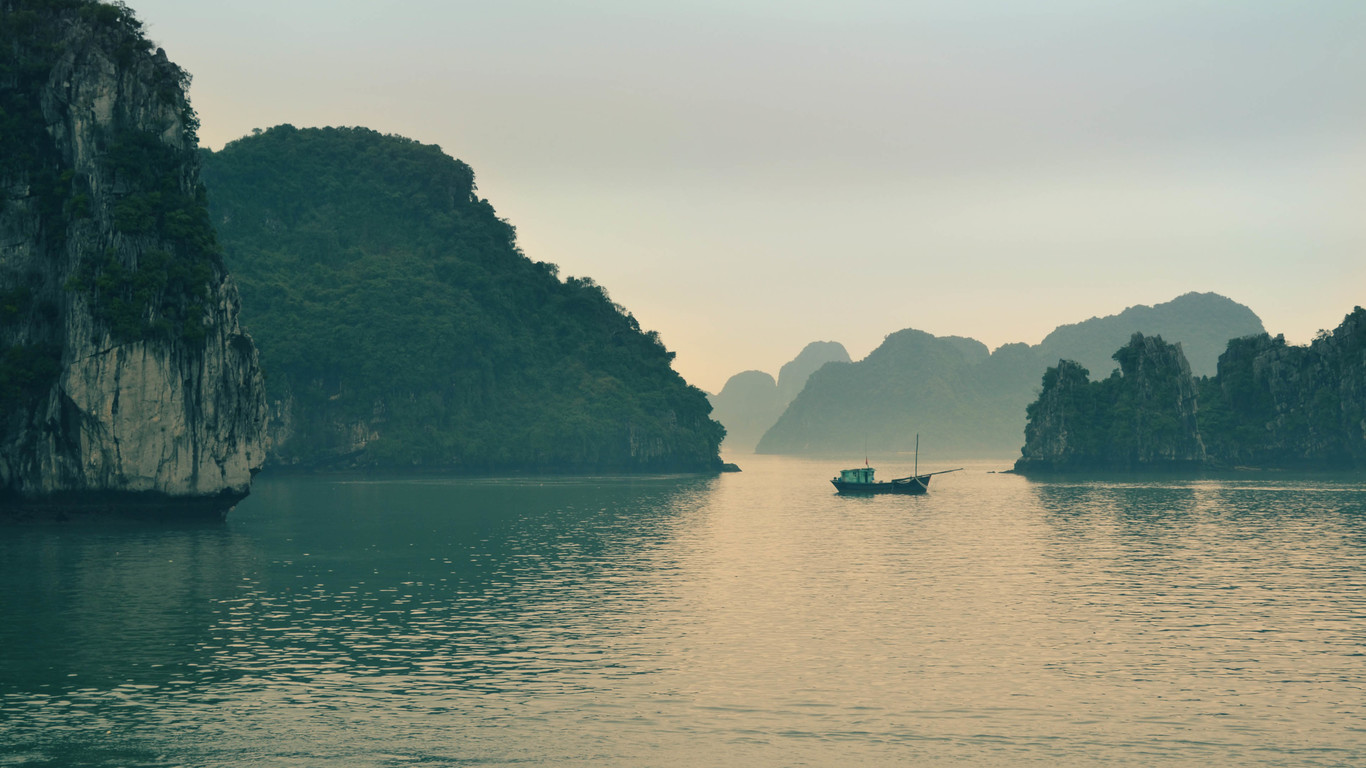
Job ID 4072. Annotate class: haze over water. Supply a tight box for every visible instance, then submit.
[3,458,1365,766]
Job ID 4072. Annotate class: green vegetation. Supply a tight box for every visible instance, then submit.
[66,125,220,345]
[1196,310,1366,468]
[0,284,61,413]
[1018,310,1366,471]
[201,126,723,471]
[1020,335,1205,470]
[2,0,215,347]
[1,0,220,422]
[1022,360,1110,460]
[0,343,62,413]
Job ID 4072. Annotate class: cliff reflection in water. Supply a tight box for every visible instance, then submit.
[0,519,252,693]
[1028,475,1366,707]
[197,475,716,696]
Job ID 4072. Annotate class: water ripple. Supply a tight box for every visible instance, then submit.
[3,462,1365,765]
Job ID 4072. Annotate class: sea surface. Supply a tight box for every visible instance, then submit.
[2,456,1365,767]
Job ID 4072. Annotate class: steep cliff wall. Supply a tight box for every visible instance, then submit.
[1016,310,1366,473]
[1200,308,1366,469]
[0,2,266,508]
[1015,334,1206,472]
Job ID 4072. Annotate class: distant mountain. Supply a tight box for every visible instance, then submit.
[755,293,1265,458]
[709,341,850,453]
[1038,292,1264,377]
[756,330,1015,457]
[708,371,783,455]
[201,126,723,472]
[777,341,851,403]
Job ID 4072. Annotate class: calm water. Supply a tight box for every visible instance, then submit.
[3,456,1365,767]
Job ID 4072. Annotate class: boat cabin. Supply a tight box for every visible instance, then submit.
[839,467,875,484]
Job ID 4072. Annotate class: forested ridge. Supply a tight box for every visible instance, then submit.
[201,125,722,471]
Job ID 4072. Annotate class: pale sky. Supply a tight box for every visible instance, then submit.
[130,0,1366,393]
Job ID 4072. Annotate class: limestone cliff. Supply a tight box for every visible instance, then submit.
[1016,311,1366,473]
[1200,308,1366,469]
[1015,334,1206,472]
[0,1,266,509]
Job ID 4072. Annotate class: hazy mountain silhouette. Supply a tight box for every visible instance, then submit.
[1037,292,1265,378]
[709,341,850,453]
[755,293,1265,458]
[777,341,851,403]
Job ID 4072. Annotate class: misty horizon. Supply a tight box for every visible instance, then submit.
[128,0,1364,393]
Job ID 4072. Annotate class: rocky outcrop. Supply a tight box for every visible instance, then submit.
[1201,308,1366,469]
[1109,333,1207,467]
[1016,312,1366,473]
[1011,359,1095,470]
[1016,335,1206,472]
[0,2,266,510]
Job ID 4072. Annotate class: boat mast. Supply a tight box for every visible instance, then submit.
[914,433,919,476]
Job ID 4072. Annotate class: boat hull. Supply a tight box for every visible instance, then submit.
[831,475,931,495]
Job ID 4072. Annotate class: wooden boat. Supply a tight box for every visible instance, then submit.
[830,466,960,494]
[831,434,961,495]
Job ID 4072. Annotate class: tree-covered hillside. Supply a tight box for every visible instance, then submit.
[1016,335,1206,472]
[200,125,722,471]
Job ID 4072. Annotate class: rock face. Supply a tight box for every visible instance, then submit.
[1016,310,1366,473]
[1015,334,1206,472]
[0,2,266,508]
[1199,308,1366,469]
